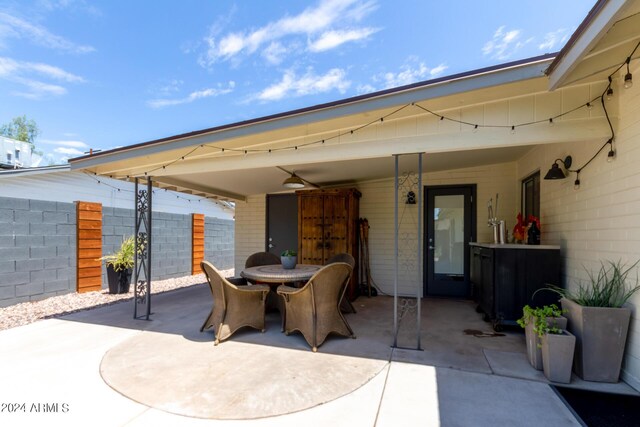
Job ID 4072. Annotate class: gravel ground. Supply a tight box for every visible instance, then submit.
[0,269,233,331]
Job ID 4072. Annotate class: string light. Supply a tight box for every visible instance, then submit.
[103,41,639,181]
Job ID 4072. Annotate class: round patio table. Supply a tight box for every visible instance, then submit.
[240,264,321,284]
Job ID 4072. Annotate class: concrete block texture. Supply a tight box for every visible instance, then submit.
[0,196,29,210]
[0,208,14,223]
[29,199,58,212]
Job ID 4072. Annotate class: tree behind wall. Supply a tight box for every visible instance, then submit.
[0,115,41,154]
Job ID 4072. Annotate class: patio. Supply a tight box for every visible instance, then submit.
[2,282,637,426]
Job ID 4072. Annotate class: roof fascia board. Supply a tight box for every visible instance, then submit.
[0,164,70,178]
[548,0,628,90]
[69,59,552,171]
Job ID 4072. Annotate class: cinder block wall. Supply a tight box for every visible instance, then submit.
[0,197,76,307]
[205,217,234,270]
[0,198,235,308]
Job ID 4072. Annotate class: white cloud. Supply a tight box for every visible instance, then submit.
[262,42,289,65]
[255,67,350,102]
[0,56,83,98]
[482,26,528,60]
[538,28,570,51]
[308,27,378,52]
[40,139,89,149]
[356,83,375,94]
[54,146,84,156]
[0,11,95,54]
[147,81,236,109]
[199,0,378,66]
[376,59,448,89]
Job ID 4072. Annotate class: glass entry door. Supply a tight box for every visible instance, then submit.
[425,186,475,297]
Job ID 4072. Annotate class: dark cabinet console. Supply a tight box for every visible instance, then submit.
[469,243,561,330]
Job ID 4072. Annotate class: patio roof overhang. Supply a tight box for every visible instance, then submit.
[69,55,612,201]
[547,0,640,89]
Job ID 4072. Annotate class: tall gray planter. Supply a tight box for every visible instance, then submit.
[561,298,631,382]
[541,330,576,384]
[525,316,567,370]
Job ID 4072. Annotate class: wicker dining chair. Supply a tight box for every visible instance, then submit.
[326,253,357,314]
[277,262,355,352]
[227,251,281,286]
[200,260,270,345]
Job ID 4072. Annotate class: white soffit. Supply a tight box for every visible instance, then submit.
[548,0,640,89]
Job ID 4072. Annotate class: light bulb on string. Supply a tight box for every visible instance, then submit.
[473,124,478,133]
[624,57,633,89]
[510,126,516,135]
[549,118,554,127]
[586,102,593,110]
[607,148,616,162]
[574,175,581,190]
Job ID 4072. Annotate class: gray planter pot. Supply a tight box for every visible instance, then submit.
[541,330,576,384]
[561,297,631,382]
[281,256,297,270]
[525,316,567,370]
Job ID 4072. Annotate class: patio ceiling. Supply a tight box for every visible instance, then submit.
[548,0,640,89]
[150,145,536,199]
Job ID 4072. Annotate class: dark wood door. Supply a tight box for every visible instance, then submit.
[266,194,298,257]
[323,194,349,261]
[299,195,324,264]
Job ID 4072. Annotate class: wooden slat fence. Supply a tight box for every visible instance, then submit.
[192,213,205,275]
[76,201,103,292]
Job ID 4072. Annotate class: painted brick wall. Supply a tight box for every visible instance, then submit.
[233,162,517,297]
[204,217,234,270]
[515,74,640,390]
[0,197,76,307]
[359,162,518,297]
[234,195,266,273]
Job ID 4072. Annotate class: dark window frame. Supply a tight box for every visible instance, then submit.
[521,171,540,219]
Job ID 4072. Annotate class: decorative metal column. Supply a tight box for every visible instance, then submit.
[393,153,424,350]
[133,177,152,320]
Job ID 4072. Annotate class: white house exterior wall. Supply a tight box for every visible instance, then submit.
[515,72,640,390]
[234,195,266,272]
[0,170,234,219]
[233,161,518,297]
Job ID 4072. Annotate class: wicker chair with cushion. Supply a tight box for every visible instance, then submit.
[326,253,357,314]
[277,262,355,352]
[200,261,270,345]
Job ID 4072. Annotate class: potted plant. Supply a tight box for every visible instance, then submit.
[548,259,640,382]
[537,319,576,384]
[281,249,297,270]
[99,236,135,294]
[517,304,567,370]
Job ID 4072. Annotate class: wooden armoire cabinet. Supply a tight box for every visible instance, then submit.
[297,188,361,300]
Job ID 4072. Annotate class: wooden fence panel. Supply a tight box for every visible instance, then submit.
[192,213,205,275]
[76,201,103,293]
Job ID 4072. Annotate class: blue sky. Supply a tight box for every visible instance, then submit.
[0,0,596,164]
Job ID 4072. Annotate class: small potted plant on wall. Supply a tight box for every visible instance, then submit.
[99,235,135,294]
[517,304,567,371]
[548,259,640,383]
[281,249,297,270]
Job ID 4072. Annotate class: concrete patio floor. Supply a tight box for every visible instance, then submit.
[0,283,637,426]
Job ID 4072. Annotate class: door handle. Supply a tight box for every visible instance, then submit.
[428,246,435,250]
[268,243,275,249]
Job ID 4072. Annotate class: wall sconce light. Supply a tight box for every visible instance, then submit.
[282,172,305,189]
[543,156,572,180]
